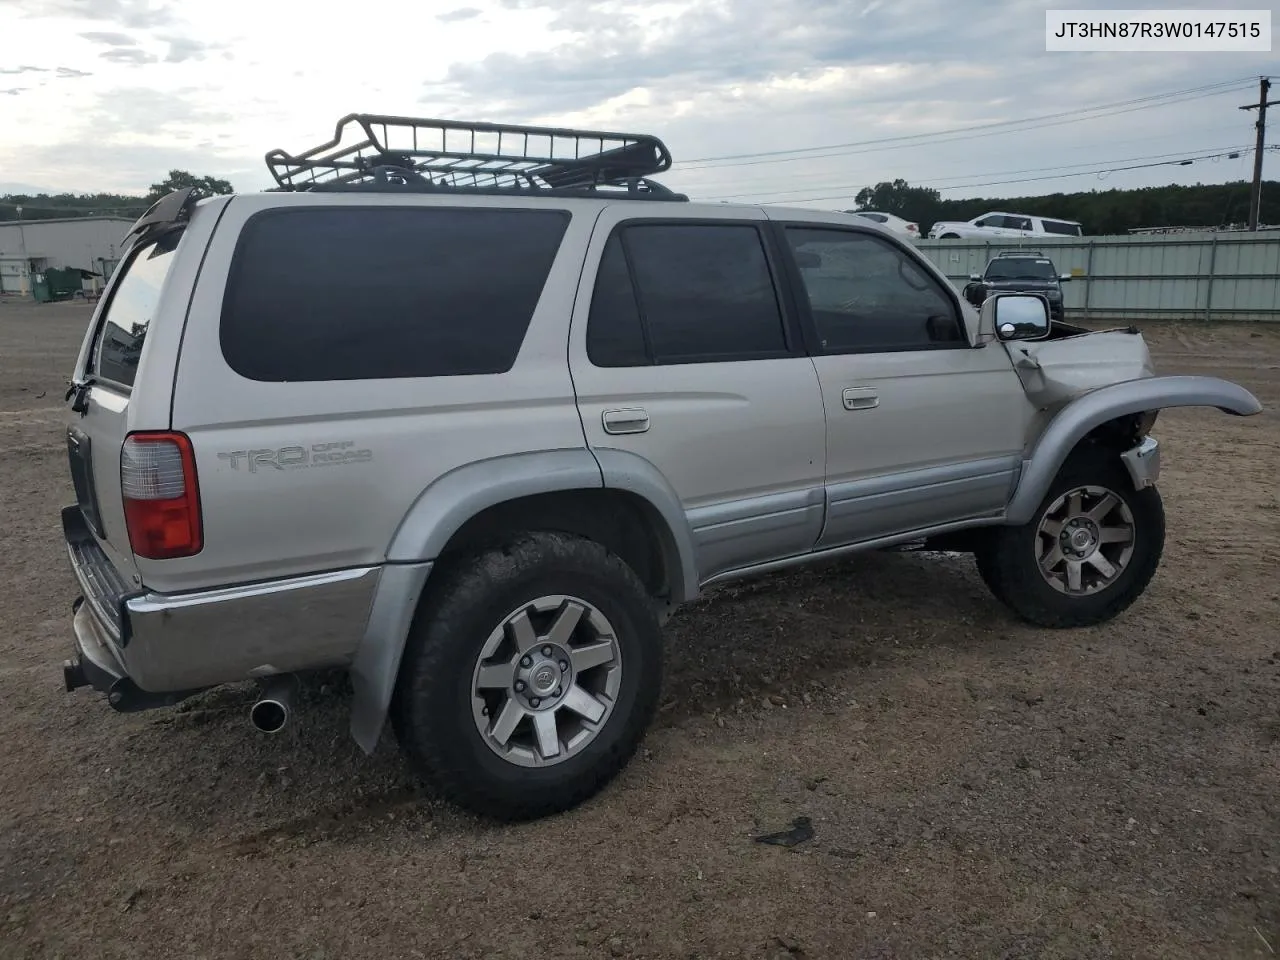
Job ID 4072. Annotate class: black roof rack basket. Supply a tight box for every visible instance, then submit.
[265,114,684,199]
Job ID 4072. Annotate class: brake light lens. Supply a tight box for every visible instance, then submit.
[907,222,919,233]
[120,432,203,559]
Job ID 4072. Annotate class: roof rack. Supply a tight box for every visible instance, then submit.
[265,114,687,200]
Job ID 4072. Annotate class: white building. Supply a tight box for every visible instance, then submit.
[0,216,134,295]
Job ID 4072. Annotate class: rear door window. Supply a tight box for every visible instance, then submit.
[89,231,181,389]
[622,222,788,364]
[220,206,571,382]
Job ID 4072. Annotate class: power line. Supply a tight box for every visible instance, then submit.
[679,78,1256,170]
[719,148,1267,206]
[680,123,1254,194]
[697,144,1254,201]
[934,148,1267,193]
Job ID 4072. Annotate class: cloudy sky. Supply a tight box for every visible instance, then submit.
[0,0,1275,207]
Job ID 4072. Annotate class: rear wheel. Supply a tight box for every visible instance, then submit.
[976,449,1165,628]
[391,532,663,821]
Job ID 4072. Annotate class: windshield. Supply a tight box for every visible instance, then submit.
[985,257,1057,281]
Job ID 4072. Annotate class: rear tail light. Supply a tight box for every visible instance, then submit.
[907,223,919,232]
[120,432,203,559]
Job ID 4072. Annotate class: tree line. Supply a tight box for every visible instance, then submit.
[0,170,234,222]
[851,178,1280,234]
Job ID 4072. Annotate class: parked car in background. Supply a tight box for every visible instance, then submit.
[845,210,919,239]
[929,212,1083,239]
[962,250,1072,322]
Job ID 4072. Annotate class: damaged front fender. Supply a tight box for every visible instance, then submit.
[1007,326,1156,408]
[1005,374,1263,525]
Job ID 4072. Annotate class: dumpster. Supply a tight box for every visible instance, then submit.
[30,267,100,302]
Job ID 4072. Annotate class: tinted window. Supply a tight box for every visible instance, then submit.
[90,231,180,388]
[785,228,964,352]
[220,207,569,382]
[1041,219,1082,236]
[856,212,888,223]
[586,233,648,367]
[622,223,787,363]
[985,257,1058,280]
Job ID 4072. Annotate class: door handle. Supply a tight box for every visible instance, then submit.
[602,408,650,434]
[841,387,879,411]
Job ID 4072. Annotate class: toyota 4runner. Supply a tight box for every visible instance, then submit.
[58,114,1263,821]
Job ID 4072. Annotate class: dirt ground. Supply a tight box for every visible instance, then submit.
[0,299,1277,960]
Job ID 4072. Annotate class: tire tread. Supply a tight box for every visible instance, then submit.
[390,531,662,821]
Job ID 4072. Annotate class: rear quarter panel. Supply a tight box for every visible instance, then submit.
[64,197,231,586]
[158,193,596,593]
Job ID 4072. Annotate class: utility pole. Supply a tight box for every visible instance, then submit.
[1239,76,1277,231]
[15,204,29,297]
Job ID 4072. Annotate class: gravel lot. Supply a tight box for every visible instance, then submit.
[1,299,1277,960]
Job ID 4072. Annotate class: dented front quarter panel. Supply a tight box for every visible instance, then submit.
[1005,327,1156,409]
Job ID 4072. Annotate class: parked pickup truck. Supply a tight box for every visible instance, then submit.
[963,250,1072,322]
[58,114,1263,821]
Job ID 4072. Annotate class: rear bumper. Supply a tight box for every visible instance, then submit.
[62,505,380,698]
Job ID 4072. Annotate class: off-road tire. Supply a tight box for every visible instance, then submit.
[390,531,663,821]
[975,448,1165,628]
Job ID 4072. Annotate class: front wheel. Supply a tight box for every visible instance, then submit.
[391,532,663,821]
[975,449,1165,628]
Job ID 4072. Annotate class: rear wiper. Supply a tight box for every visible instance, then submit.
[64,375,97,415]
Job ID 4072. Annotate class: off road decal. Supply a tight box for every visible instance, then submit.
[216,441,373,472]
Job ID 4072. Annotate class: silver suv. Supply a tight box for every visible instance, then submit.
[59,114,1262,821]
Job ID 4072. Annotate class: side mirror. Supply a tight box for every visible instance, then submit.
[985,293,1051,341]
[1059,273,1072,282]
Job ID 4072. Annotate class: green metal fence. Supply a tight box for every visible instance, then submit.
[913,231,1280,322]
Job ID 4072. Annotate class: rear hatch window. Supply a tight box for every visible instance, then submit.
[88,230,182,389]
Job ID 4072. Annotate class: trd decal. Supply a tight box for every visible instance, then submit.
[216,441,373,472]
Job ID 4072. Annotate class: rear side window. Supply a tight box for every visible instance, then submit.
[628,223,787,364]
[586,234,648,367]
[89,231,180,389]
[1041,219,1083,236]
[584,222,789,366]
[220,207,570,382]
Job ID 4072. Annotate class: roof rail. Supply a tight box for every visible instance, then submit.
[264,114,687,200]
[993,249,1046,257]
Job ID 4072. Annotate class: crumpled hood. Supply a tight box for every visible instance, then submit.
[1005,326,1156,408]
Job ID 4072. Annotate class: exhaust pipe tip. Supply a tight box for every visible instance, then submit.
[250,697,290,734]
[63,658,88,692]
[250,674,299,734]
